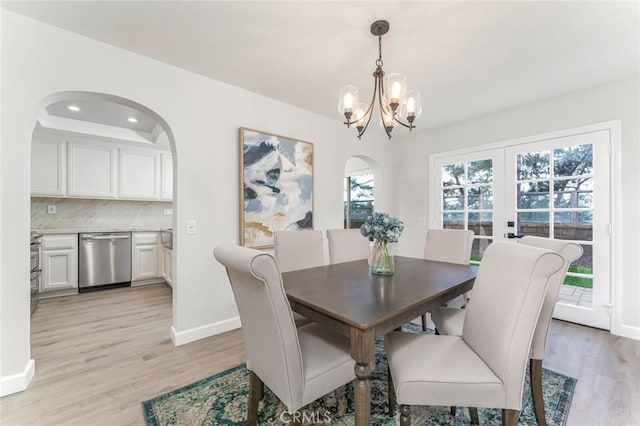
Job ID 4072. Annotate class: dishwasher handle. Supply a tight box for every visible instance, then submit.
[81,234,130,241]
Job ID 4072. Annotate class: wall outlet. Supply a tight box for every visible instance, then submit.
[163,208,173,216]
[186,219,197,234]
[47,205,56,214]
[417,217,427,227]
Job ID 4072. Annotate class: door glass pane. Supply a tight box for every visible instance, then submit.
[554,212,592,241]
[468,160,493,183]
[443,188,464,210]
[517,181,550,209]
[468,186,492,210]
[554,144,593,177]
[553,178,593,208]
[442,163,465,186]
[517,151,550,180]
[471,238,492,262]
[568,246,593,275]
[517,212,550,237]
[469,213,493,236]
[443,213,464,229]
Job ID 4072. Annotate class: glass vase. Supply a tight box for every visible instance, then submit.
[371,239,394,276]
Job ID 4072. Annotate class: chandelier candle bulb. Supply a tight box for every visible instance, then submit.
[338,85,359,125]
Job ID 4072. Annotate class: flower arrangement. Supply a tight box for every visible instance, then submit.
[360,212,405,242]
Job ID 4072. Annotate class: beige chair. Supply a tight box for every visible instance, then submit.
[419,228,475,331]
[214,245,355,425]
[326,228,371,264]
[274,230,324,327]
[386,241,563,426]
[430,236,583,425]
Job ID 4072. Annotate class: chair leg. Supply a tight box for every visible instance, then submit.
[400,404,411,426]
[421,314,427,332]
[247,370,262,426]
[502,409,519,426]
[450,406,456,416]
[469,407,479,425]
[387,365,396,417]
[530,358,547,426]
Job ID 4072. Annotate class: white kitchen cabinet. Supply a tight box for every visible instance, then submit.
[31,139,67,196]
[161,246,172,287]
[119,150,161,200]
[132,232,161,281]
[41,234,78,293]
[160,153,173,201]
[68,142,118,198]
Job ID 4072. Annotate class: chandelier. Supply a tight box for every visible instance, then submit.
[338,20,422,140]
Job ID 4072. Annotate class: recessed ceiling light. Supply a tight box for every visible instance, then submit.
[128,117,138,123]
[67,105,80,112]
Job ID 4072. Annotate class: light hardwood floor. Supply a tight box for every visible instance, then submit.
[1,284,639,425]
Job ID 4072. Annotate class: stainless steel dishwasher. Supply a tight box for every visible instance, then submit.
[79,232,132,290]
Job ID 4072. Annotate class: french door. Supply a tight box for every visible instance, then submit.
[433,129,612,330]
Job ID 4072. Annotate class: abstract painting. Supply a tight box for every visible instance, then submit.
[240,128,313,248]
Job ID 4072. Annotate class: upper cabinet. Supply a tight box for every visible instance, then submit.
[31,139,66,196]
[160,154,173,201]
[68,142,118,199]
[31,137,172,202]
[119,150,160,200]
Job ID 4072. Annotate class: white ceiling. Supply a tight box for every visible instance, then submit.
[4,1,639,130]
[46,100,158,132]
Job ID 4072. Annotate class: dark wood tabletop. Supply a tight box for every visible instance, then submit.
[281,255,478,426]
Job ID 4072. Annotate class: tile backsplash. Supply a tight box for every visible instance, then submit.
[31,198,173,230]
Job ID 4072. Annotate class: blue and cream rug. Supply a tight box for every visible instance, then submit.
[143,326,576,425]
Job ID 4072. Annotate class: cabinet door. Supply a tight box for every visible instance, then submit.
[162,246,172,287]
[132,244,160,281]
[68,142,118,198]
[31,139,66,196]
[41,248,78,292]
[160,154,173,201]
[119,150,160,200]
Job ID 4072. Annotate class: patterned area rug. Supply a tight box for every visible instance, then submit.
[142,325,576,425]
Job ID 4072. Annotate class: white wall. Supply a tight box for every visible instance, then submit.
[0,11,396,393]
[394,76,640,337]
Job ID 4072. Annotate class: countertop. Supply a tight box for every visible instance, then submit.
[34,227,172,235]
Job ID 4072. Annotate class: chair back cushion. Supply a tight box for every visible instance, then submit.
[326,229,371,264]
[275,230,324,272]
[462,241,563,409]
[519,236,583,359]
[423,229,475,265]
[214,245,304,410]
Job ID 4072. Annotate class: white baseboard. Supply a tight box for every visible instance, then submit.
[0,359,35,397]
[612,323,640,341]
[171,316,241,346]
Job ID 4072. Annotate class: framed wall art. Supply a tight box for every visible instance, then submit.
[239,128,314,248]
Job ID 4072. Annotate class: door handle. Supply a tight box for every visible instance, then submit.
[82,235,130,241]
[507,233,525,239]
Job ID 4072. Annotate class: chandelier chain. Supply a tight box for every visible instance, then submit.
[376,36,384,67]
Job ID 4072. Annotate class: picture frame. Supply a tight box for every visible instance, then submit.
[239,127,314,248]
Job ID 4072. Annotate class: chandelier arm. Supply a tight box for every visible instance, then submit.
[356,75,380,138]
[392,116,413,129]
[345,80,378,127]
[377,75,393,139]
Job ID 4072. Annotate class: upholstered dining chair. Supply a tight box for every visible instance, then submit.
[214,245,355,426]
[274,230,324,327]
[419,228,475,331]
[430,236,583,425]
[326,228,371,264]
[386,241,564,426]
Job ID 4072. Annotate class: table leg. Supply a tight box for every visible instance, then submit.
[350,328,375,426]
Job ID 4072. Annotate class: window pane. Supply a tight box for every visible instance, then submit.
[471,238,492,261]
[468,159,493,184]
[554,212,592,241]
[517,181,550,209]
[554,144,593,177]
[568,245,593,275]
[442,163,465,186]
[517,212,550,237]
[350,173,374,201]
[443,188,464,210]
[517,151,550,180]
[468,186,493,210]
[469,213,493,237]
[443,213,464,229]
[553,178,593,208]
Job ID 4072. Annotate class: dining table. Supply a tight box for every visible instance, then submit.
[282,255,478,426]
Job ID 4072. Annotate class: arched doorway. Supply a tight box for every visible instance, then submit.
[344,156,376,229]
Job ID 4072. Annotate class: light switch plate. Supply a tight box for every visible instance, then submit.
[47,205,56,214]
[186,219,197,234]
